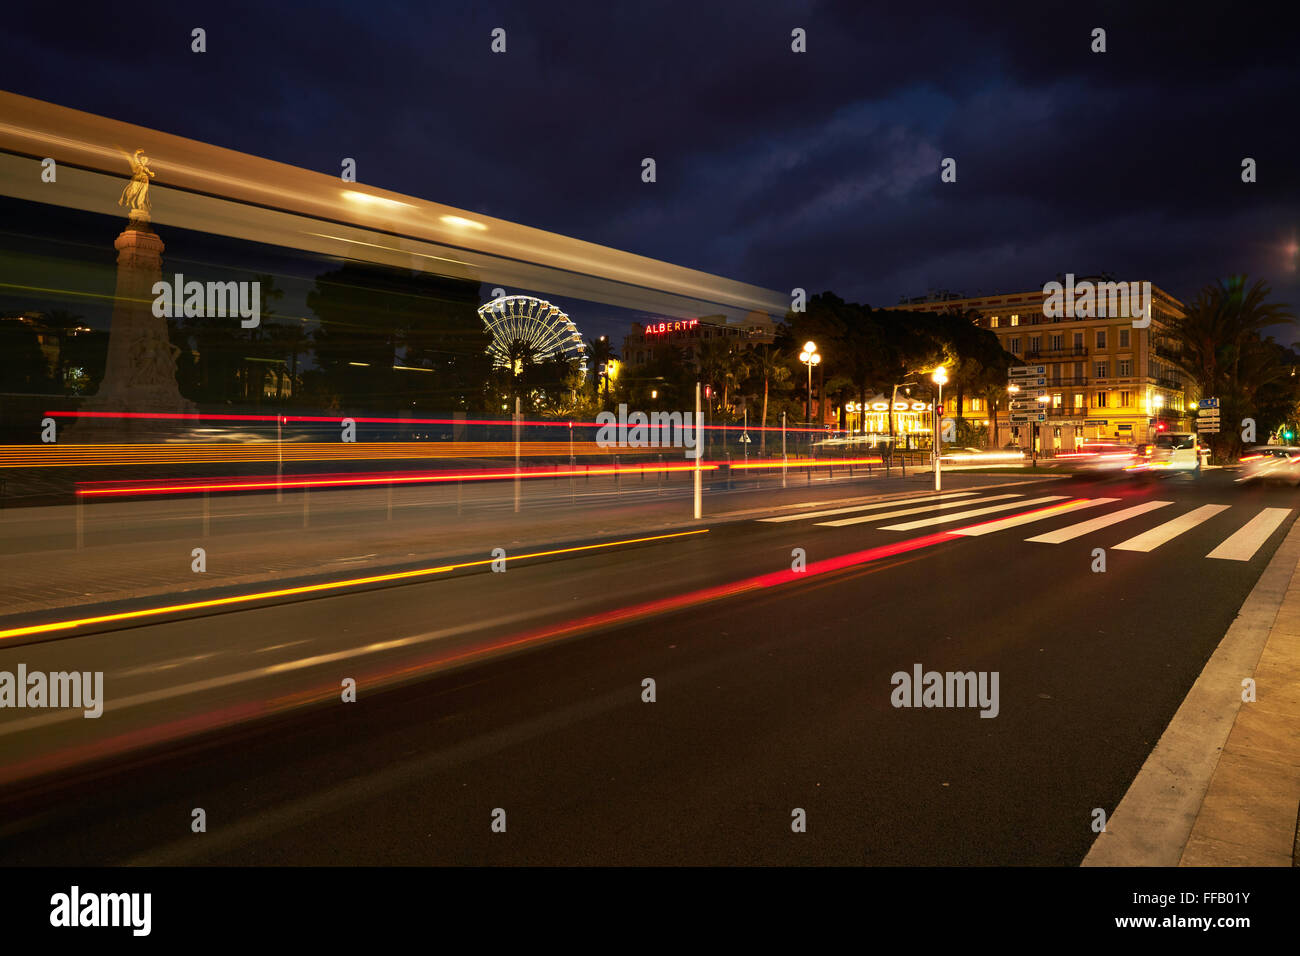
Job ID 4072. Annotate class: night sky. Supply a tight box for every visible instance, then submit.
[4,1,1299,340]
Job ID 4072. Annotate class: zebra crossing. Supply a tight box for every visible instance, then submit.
[760,492,1294,562]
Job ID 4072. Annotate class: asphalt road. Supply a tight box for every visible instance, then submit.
[0,467,1295,865]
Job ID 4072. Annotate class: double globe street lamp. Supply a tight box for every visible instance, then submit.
[932,365,948,490]
[799,341,821,424]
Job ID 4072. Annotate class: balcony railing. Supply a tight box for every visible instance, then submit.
[1025,346,1089,359]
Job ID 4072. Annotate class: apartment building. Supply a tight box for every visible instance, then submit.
[895,280,1189,451]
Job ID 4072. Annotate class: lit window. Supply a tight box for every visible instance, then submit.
[1120,390,1132,407]
[1010,315,1020,327]
[989,316,999,328]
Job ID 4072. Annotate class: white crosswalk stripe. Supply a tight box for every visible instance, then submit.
[1024,500,1172,544]
[954,498,1118,537]
[759,491,978,523]
[879,495,1067,531]
[815,494,1023,527]
[1112,504,1230,552]
[1206,508,1292,561]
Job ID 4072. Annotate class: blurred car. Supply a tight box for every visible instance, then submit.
[1057,440,1139,473]
[937,446,1026,465]
[1236,445,1300,485]
[1127,432,1209,475]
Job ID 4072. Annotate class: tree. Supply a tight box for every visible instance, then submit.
[308,263,487,412]
[0,321,53,392]
[42,310,85,393]
[745,346,792,454]
[1168,275,1296,461]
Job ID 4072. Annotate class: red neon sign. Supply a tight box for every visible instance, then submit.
[644,319,699,336]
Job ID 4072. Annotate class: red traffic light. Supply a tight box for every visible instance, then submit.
[1156,422,1167,431]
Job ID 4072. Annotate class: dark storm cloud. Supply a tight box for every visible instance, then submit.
[3,0,1297,332]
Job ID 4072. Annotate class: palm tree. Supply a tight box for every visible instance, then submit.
[1169,275,1295,459]
[746,346,791,453]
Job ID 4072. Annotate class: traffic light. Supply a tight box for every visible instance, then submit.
[1285,429,1295,441]
[1156,421,1167,432]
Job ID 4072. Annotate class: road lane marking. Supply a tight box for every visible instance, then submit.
[1022,500,1169,543]
[1206,508,1292,561]
[815,494,1022,527]
[1112,504,1230,552]
[879,495,1067,531]
[950,497,1117,536]
[760,491,978,523]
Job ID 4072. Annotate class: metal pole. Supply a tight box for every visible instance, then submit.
[806,362,812,422]
[743,408,748,464]
[782,411,787,488]
[935,382,943,491]
[277,414,283,503]
[514,396,521,513]
[693,381,702,520]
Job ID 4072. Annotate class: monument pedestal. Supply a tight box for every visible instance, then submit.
[67,217,196,442]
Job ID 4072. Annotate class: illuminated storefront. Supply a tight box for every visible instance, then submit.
[842,396,936,446]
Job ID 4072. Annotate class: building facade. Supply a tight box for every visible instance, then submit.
[895,279,1190,451]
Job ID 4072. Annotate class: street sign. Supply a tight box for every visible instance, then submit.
[1009,413,1047,423]
[1198,397,1219,409]
[1197,407,1220,418]
[739,433,751,443]
[1198,423,1220,434]
[1009,365,1046,377]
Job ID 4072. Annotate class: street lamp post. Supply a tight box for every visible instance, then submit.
[1007,383,1021,459]
[799,341,821,426]
[932,365,948,491]
[1035,393,1050,466]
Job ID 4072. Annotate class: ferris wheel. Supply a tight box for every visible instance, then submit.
[477,295,588,378]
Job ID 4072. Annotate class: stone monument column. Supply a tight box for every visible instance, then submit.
[70,153,195,441]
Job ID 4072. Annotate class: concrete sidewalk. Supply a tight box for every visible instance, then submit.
[1179,547,1300,866]
[1085,518,1300,867]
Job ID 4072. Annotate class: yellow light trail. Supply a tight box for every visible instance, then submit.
[0,529,710,641]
